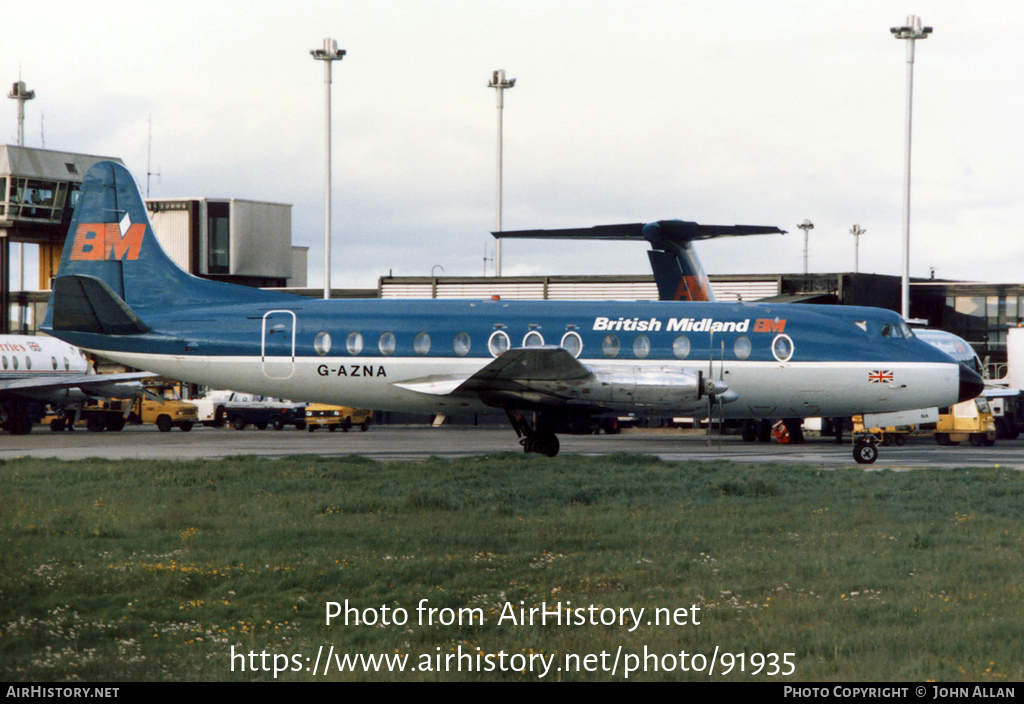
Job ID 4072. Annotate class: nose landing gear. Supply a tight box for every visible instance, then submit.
[852,433,879,465]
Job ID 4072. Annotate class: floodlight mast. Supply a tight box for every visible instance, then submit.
[488,70,515,276]
[8,77,35,320]
[311,38,346,300]
[8,79,34,147]
[891,16,932,319]
[797,219,814,275]
[850,224,866,273]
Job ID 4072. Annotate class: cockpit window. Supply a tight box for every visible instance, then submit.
[881,323,904,339]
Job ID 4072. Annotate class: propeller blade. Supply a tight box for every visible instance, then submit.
[707,393,713,445]
[707,331,714,445]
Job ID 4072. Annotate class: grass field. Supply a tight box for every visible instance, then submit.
[1,452,1022,682]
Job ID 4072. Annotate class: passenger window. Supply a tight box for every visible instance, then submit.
[2,356,7,370]
[51,356,58,370]
[560,331,583,358]
[12,356,18,370]
[488,330,510,357]
[64,357,69,371]
[734,336,752,360]
[523,331,544,347]
[602,334,620,358]
[314,331,332,355]
[346,332,363,355]
[453,332,471,357]
[413,332,431,356]
[772,334,794,362]
[633,334,650,359]
[378,332,396,356]
[673,335,691,359]
[25,356,31,370]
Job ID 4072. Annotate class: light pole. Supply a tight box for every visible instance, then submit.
[850,224,866,273]
[311,38,346,300]
[797,219,814,275]
[8,78,34,147]
[891,16,932,319]
[8,78,34,327]
[488,69,515,276]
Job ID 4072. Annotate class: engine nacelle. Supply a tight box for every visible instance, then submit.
[529,365,712,412]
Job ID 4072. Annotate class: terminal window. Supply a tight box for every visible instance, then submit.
[4,178,68,222]
[207,202,230,274]
[946,294,1022,356]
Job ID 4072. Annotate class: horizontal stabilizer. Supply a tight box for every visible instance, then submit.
[494,220,786,244]
[493,220,785,302]
[496,223,648,240]
[51,275,151,335]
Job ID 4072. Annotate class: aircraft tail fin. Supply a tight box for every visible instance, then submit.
[42,161,290,332]
[495,220,785,301]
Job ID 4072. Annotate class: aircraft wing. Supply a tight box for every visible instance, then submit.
[393,347,592,397]
[458,347,593,390]
[0,371,158,396]
[393,347,714,414]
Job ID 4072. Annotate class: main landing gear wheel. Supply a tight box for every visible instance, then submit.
[853,440,878,465]
[522,433,560,458]
[506,409,562,457]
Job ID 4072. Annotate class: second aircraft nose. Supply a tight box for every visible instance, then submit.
[958,365,985,403]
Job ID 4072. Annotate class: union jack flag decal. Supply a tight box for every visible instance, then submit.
[868,370,894,383]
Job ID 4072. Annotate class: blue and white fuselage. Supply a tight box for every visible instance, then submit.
[41,163,982,456]
[50,297,966,418]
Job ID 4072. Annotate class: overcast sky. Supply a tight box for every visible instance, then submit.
[4,1,1023,290]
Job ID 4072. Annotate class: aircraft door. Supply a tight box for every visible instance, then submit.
[262,310,296,379]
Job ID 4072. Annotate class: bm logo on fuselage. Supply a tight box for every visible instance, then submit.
[69,223,145,261]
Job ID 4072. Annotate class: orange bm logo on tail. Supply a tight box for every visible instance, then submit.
[69,223,146,261]
[673,275,711,302]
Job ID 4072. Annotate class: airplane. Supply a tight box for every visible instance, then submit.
[0,334,155,434]
[494,220,786,302]
[40,161,984,463]
[912,327,984,376]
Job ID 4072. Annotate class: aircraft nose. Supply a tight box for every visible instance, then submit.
[958,365,985,403]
